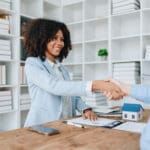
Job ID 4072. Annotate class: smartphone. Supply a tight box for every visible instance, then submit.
[28,125,60,135]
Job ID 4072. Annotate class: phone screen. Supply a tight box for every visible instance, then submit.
[28,125,60,135]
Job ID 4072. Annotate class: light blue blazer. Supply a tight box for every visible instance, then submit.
[131,85,150,150]
[24,57,90,127]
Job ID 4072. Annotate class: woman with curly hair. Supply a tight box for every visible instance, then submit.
[23,18,123,127]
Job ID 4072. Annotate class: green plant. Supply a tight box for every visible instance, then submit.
[98,49,108,56]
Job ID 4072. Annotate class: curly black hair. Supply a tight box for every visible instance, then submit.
[23,18,72,62]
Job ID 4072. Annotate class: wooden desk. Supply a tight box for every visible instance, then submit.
[0,110,149,150]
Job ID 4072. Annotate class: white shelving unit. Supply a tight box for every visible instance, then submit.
[0,0,150,131]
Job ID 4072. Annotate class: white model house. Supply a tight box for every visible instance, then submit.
[122,103,144,121]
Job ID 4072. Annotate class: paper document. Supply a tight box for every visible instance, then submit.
[114,122,146,133]
[67,117,116,127]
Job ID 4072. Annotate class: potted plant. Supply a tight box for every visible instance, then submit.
[98,48,108,61]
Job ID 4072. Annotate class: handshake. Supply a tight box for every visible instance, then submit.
[93,79,131,100]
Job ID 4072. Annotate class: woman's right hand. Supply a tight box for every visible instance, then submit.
[92,80,125,100]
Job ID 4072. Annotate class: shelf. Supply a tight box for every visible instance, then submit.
[0,59,17,63]
[63,2,82,23]
[63,0,82,6]
[20,60,25,64]
[142,36,150,59]
[84,0,109,20]
[44,0,61,7]
[0,85,16,88]
[142,33,150,37]
[84,40,108,62]
[111,12,140,37]
[67,21,83,26]
[112,59,140,63]
[142,8,150,12]
[85,39,108,43]
[84,16,108,23]
[112,34,140,40]
[111,9,140,17]
[20,0,43,18]
[62,62,82,66]
[0,34,15,39]
[111,37,140,62]
[142,0,150,10]
[0,109,16,115]
[20,13,35,19]
[68,23,83,43]
[84,61,108,64]
[142,10,150,34]
[0,8,15,15]
[20,84,28,87]
[72,41,82,45]
[85,19,108,41]
[20,106,30,111]
[44,1,61,20]
[84,63,109,80]
[142,59,150,62]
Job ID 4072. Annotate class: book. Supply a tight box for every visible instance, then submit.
[0,1,10,10]
[0,39,10,45]
[0,105,12,111]
[0,90,11,96]
[0,95,11,101]
[0,100,11,106]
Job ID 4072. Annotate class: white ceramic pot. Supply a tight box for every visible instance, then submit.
[100,56,107,61]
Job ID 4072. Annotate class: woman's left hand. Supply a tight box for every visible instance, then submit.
[82,110,98,121]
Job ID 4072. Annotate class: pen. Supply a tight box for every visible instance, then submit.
[67,122,85,128]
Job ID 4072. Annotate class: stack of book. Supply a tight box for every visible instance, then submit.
[112,0,140,15]
[0,0,11,10]
[20,65,27,85]
[93,106,122,117]
[85,92,107,108]
[0,14,10,34]
[145,45,150,60]
[142,74,150,85]
[0,90,12,112]
[0,65,6,85]
[20,94,31,110]
[69,72,82,81]
[0,39,11,60]
[113,62,140,84]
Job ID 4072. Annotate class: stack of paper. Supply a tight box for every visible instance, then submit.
[0,0,11,10]
[93,106,122,117]
[114,121,146,133]
[20,65,27,85]
[142,74,150,85]
[113,62,140,84]
[20,94,31,110]
[0,90,12,112]
[0,65,6,84]
[112,0,140,15]
[145,45,150,60]
[0,39,11,60]
[69,72,82,81]
[85,92,107,108]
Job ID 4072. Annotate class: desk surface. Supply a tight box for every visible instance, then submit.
[0,110,150,150]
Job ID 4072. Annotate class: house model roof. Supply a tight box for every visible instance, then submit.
[122,103,144,112]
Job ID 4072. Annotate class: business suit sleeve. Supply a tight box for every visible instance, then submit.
[72,96,91,114]
[25,59,87,96]
[140,119,150,150]
[130,85,150,104]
